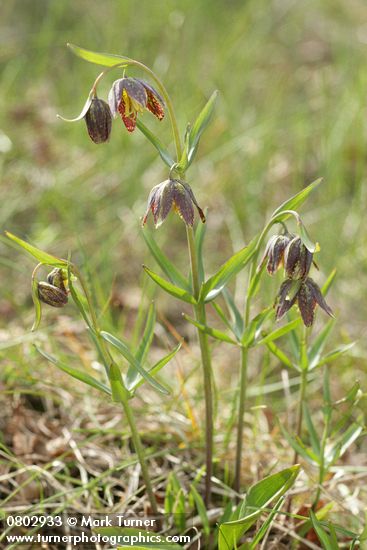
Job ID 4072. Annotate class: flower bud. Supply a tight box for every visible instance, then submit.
[85,97,112,144]
[38,282,68,308]
[284,236,313,280]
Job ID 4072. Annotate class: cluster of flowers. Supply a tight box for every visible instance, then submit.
[83,76,205,228]
[85,77,165,142]
[260,232,333,327]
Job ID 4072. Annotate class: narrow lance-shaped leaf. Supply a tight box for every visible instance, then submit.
[200,238,257,303]
[315,343,355,369]
[5,231,68,267]
[36,346,111,396]
[129,343,181,392]
[303,403,321,455]
[256,318,301,347]
[136,119,174,168]
[101,331,169,395]
[308,319,335,370]
[178,90,218,171]
[142,231,190,290]
[218,466,300,550]
[67,43,129,67]
[143,265,196,304]
[241,307,273,347]
[271,178,323,219]
[222,288,244,339]
[126,303,156,389]
[109,362,129,403]
[195,213,207,285]
[266,340,295,370]
[183,314,238,345]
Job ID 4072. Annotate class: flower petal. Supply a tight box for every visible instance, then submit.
[182,182,206,223]
[108,79,126,117]
[123,78,147,107]
[275,279,298,320]
[172,183,195,226]
[306,278,334,318]
[118,100,137,132]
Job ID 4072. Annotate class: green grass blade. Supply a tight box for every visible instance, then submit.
[143,265,196,304]
[101,331,169,395]
[36,346,111,396]
[5,231,67,267]
[190,485,210,536]
[310,511,339,550]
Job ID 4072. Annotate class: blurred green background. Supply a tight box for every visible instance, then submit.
[1,0,366,363]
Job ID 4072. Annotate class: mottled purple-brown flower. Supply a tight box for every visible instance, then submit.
[284,236,313,280]
[108,77,164,132]
[275,277,333,327]
[38,268,68,308]
[85,97,112,144]
[259,233,293,275]
[142,179,205,228]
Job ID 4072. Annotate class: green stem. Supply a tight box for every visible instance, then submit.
[120,390,159,516]
[71,265,159,515]
[186,226,213,506]
[313,365,331,508]
[293,327,309,465]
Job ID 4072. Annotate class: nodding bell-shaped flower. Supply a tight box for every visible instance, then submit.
[37,268,68,308]
[142,179,206,228]
[259,233,294,275]
[108,77,165,132]
[284,236,313,280]
[85,96,112,143]
[275,277,333,327]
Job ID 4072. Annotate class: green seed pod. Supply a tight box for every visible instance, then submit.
[38,282,68,308]
[85,97,112,144]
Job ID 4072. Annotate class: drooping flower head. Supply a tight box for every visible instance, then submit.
[108,77,165,132]
[142,179,206,228]
[284,236,313,280]
[37,268,69,308]
[259,233,294,275]
[275,277,333,327]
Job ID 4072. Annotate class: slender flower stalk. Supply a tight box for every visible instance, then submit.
[186,225,214,505]
[293,326,309,466]
[72,266,159,516]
